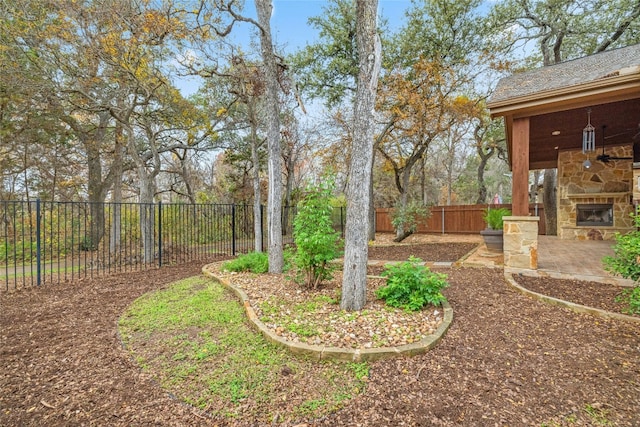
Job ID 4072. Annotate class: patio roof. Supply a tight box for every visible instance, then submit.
[488,44,640,170]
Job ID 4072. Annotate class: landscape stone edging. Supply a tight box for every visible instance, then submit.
[504,272,640,324]
[202,264,453,362]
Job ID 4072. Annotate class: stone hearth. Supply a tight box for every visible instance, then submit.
[557,147,634,240]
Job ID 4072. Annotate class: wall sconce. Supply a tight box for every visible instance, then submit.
[583,109,596,153]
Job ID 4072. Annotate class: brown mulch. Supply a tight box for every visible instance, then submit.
[514,274,639,317]
[210,264,445,349]
[367,242,478,262]
[2,244,640,426]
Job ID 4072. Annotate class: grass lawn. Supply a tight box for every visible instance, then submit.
[118,276,369,424]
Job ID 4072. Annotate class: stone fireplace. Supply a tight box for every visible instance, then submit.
[575,204,613,226]
[557,146,635,240]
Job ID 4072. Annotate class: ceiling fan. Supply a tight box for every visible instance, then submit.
[596,125,633,163]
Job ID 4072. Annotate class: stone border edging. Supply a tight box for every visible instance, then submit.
[504,272,640,324]
[202,264,453,362]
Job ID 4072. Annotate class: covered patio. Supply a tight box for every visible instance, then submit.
[488,44,640,272]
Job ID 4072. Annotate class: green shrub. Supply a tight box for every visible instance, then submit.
[376,256,448,311]
[483,207,511,230]
[603,213,640,314]
[293,179,342,288]
[391,201,429,235]
[221,252,269,274]
[615,286,640,315]
[603,213,640,282]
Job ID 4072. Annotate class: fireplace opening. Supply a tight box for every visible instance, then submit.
[576,204,613,226]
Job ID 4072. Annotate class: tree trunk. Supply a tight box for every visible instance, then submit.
[395,169,411,240]
[179,151,196,204]
[543,168,557,235]
[137,170,156,263]
[124,121,158,264]
[476,153,489,204]
[256,0,283,273]
[250,104,263,253]
[110,125,125,254]
[85,112,111,251]
[283,146,294,237]
[368,152,376,241]
[87,143,106,251]
[341,0,381,311]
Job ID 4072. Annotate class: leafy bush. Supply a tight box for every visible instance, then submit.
[221,252,269,274]
[603,213,640,282]
[293,179,342,288]
[615,286,640,315]
[391,201,429,235]
[376,256,448,311]
[483,207,511,230]
[603,213,640,314]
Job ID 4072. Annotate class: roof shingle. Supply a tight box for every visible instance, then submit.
[489,44,640,105]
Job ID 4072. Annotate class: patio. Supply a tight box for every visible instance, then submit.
[536,235,635,286]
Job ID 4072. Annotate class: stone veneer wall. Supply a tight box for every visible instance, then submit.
[557,146,634,240]
[504,216,539,270]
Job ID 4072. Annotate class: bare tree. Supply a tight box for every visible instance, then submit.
[213,0,285,271]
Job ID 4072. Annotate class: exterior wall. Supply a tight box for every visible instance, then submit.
[557,147,634,240]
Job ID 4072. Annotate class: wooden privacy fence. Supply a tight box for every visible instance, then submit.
[375,204,546,235]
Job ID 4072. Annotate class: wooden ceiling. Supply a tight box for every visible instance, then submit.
[527,98,640,169]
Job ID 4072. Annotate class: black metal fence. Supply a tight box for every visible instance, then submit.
[0,200,348,291]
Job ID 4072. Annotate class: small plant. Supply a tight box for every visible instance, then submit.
[293,179,342,288]
[584,403,612,426]
[221,252,268,274]
[348,362,370,380]
[376,256,449,311]
[483,207,511,230]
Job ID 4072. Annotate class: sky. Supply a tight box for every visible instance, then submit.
[267,0,412,53]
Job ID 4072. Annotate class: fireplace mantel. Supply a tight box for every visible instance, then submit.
[567,192,629,199]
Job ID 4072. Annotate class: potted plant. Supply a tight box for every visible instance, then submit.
[480,207,511,252]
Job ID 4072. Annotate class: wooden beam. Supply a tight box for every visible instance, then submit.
[512,117,530,216]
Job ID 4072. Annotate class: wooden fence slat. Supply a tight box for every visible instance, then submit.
[375,204,545,235]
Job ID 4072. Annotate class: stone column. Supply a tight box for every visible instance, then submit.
[504,216,539,271]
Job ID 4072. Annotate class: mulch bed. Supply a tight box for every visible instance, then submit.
[2,245,639,426]
[514,274,639,317]
[368,242,477,262]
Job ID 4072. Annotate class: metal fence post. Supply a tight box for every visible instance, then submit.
[231,204,237,256]
[158,201,163,268]
[36,198,42,286]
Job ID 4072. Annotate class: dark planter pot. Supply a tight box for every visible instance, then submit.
[480,228,504,252]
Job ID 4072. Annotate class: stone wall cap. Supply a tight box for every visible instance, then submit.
[504,216,540,221]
